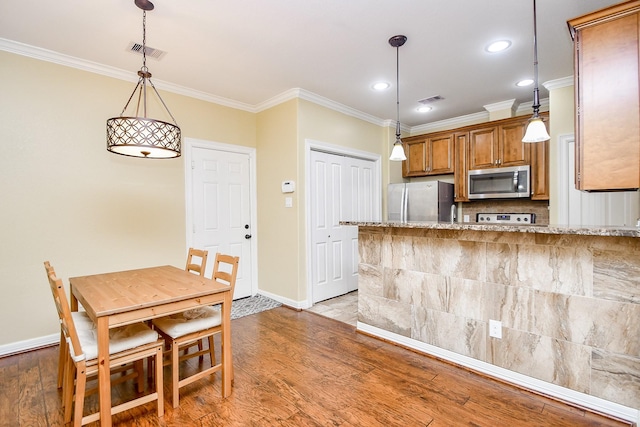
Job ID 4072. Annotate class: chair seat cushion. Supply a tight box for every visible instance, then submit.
[74,322,159,361]
[71,311,95,330]
[152,306,222,339]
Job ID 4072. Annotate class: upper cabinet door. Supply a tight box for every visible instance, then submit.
[403,138,427,176]
[429,134,455,175]
[498,120,529,167]
[569,3,640,191]
[468,127,498,170]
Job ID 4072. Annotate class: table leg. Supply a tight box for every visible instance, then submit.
[221,292,232,397]
[97,317,112,427]
[70,284,78,312]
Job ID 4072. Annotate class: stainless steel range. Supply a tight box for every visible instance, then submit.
[476,213,536,224]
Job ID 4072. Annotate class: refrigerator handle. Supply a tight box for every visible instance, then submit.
[401,186,408,222]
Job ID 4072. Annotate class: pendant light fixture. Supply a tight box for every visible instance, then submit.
[389,35,408,161]
[522,0,550,143]
[106,0,181,158]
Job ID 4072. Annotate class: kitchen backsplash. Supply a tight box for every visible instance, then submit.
[461,200,549,225]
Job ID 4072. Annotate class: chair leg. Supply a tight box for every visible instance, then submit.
[57,332,66,388]
[198,339,205,361]
[155,345,164,417]
[208,336,215,367]
[62,355,75,424]
[73,363,87,427]
[135,359,145,393]
[171,339,180,408]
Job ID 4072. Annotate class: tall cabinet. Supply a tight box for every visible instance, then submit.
[568,0,640,191]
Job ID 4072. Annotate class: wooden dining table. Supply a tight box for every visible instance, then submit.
[69,265,233,427]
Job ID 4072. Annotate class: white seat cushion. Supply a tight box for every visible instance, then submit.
[71,311,95,330]
[72,322,159,361]
[152,306,222,339]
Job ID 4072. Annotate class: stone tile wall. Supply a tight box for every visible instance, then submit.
[357,226,640,409]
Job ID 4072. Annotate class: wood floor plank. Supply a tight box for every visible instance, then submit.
[2,307,634,427]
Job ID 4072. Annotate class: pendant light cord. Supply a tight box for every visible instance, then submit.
[396,44,400,137]
[532,0,540,115]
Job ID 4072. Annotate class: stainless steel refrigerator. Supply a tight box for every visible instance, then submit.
[387,181,455,222]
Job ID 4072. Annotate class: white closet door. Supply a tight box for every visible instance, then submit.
[310,150,376,303]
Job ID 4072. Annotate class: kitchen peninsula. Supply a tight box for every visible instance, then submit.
[342,220,640,423]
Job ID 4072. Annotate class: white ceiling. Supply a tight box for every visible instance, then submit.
[0,0,621,127]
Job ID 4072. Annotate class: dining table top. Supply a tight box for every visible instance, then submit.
[69,265,231,321]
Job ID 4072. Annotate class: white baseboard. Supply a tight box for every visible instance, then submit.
[357,322,639,425]
[0,333,58,357]
[256,290,309,310]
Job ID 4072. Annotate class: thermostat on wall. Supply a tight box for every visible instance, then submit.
[281,181,295,193]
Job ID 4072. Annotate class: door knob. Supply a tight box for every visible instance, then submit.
[245,234,252,239]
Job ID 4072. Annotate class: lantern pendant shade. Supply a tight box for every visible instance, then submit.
[106,5,181,158]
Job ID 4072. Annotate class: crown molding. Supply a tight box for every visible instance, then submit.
[0,38,255,113]
[0,38,559,134]
[544,76,574,90]
[410,111,490,135]
[255,88,386,127]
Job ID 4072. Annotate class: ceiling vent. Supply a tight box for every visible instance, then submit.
[127,42,167,60]
[418,95,444,104]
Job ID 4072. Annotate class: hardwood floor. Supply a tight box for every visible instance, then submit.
[0,307,634,426]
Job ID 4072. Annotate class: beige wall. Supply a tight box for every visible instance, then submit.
[547,84,576,223]
[0,51,256,346]
[255,99,300,301]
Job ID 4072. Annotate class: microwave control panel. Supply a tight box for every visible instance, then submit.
[476,213,536,224]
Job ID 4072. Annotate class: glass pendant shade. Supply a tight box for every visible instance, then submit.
[106,6,181,159]
[522,116,550,143]
[390,137,407,161]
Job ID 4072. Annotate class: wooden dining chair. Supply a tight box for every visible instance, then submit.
[44,261,95,390]
[45,270,165,426]
[153,253,239,408]
[185,247,208,276]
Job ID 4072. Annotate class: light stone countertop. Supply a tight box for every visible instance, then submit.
[340,220,640,238]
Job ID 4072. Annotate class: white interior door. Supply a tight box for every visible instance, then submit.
[190,145,254,299]
[310,150,376,303]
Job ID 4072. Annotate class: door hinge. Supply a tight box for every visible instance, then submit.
[191,160,195,170]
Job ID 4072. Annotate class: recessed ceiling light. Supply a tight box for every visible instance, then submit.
[517,79,534,87]
[372,82,390,91]
[417,106,432,113]
[486,40,511,53]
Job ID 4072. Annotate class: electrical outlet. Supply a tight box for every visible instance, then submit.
[489,319,502,339]
[463,214,470,223]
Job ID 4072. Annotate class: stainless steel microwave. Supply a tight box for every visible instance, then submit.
[468,165,530,199]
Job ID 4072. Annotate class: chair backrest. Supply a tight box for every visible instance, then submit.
[44,262,85,362]
[185,248,208,276]
[212,253,240,298]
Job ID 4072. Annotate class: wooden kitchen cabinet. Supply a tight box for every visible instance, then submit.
[530,138,549,200]
[402,114,549,200]
[568,1,640,191]
[403,137,427,176]
[468,117,529,170]
[454,132,469,202]
[402,133,454,177]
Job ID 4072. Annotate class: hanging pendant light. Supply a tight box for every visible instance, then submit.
[389,35,407,161]
[106,0,181,158]
[522,0,550,143]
